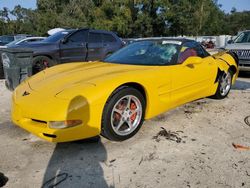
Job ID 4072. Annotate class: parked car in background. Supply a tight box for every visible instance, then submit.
[225,30,250,71]
[5,37,46,48]
[0,36,14,47]
[7,28,123,74]
[0,34,32,47]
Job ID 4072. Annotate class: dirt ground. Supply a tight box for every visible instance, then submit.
[0,73,250,188]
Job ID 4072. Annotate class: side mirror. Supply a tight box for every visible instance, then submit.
[182,56,202,66]
[227,40,234,44]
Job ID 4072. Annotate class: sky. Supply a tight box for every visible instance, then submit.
[217,0,250,13]
[0,0,36,10]
[0,0,250,13]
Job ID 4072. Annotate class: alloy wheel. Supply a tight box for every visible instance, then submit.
[111,95,142,136]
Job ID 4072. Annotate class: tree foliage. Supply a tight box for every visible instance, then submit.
[0,0,249,37]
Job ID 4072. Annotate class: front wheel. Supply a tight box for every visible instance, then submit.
[101,87,145,141]
[212,70,233,99]
[32,56,54,74]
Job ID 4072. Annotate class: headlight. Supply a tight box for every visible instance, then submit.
[49,120,82,129]
[2,53,10,68]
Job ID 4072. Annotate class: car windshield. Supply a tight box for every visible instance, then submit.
[43,30,75,43]
[234,31,250,43]
[104,40,180,65]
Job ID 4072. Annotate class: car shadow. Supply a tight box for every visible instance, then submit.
[232,79,250,90]
[42,95,111,188]
[231,72,250,90]
[42,139,110,188]
[232,80,250,90]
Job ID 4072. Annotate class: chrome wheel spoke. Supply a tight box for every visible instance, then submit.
[116,119,125,131]
[131,108,139,116]
[126,96,132,108]
[224,73,229,81]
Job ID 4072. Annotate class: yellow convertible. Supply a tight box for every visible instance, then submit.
[11,39,239,142]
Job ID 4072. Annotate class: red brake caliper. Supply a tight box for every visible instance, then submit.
[130,101,137,122]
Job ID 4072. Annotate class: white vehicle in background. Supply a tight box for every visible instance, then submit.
[4,37,46,48]
[0,34,33,48]
[225,30,250,71]
[47,28,65,36]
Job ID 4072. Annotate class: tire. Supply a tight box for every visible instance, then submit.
[101,87,145,141]
[32,56,54,74]
[212,70,233,99]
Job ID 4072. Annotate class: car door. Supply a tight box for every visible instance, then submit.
[87,31,105,61]
[59,30,88,63]
[170,41,217,107]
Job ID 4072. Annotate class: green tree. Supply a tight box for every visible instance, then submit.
[0,0,250,38]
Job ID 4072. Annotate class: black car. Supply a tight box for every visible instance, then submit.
[8,29,123,73]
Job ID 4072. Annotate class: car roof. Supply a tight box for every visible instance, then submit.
[77,28,115,34]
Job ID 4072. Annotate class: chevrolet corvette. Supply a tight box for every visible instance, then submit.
[11,39,239,142]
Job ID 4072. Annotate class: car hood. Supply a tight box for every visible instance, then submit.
[27,61,151,97]
[225,43,250,50]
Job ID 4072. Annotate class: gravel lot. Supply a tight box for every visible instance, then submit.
[0,73,250,188]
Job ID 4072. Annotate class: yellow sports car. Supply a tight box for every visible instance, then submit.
[11,39,239,142]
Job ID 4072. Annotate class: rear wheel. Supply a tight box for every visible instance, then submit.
[213,70,233,99]
[32,56,54,74]
[101,87,145,141]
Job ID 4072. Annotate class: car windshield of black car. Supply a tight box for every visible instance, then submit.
[43,31,73,43]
